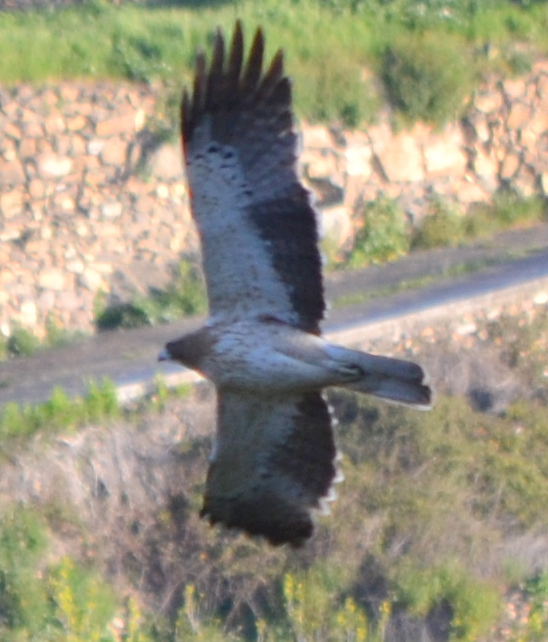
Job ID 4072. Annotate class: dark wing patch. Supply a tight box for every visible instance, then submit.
[201,390,338,547]
[181,22,325,334]
[250,187,325,340]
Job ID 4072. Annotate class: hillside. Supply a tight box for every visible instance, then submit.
[0,294,547,641]
[2,1,548,640]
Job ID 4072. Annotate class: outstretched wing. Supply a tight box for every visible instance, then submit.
[182,22,325,334]
[201,390,338,546]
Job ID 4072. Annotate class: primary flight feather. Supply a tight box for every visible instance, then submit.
[160,21,432,547]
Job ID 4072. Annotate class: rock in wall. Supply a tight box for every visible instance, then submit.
[1,61,548,337]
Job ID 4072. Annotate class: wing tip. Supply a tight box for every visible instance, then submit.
[200,391,340,548]
[181,21,289,148]
[200,496,313,548]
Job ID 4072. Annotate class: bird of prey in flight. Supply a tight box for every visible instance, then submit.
[159,21,432,547]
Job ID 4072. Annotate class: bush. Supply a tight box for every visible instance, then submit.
[0,508,122,642]
[1,317,85,363]
[393,559,501,641]
[6,325,41,357]
[0,508,49,637]
[0,379,120,440]
[96,259,206,331]
[412,198,466,249]
[48,557,117,642]
[381,31,475,126]
[411,191,546,253]
[347,197,410,267]
[491,190,546,227]
[292,50,380,127]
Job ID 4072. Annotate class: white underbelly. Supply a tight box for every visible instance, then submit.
[206,349,331,391]
[201,327,348,391]
[199,320,361,392]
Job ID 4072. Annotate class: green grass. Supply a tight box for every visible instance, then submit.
[344,192,546,268]
[345,197,411,268]
[95,258,207,331]
[0,375,193,444]
[0,379,119,441]
[0,316,87,361]
[1,0,548,126]
[0,507,118,642]
[412,191,547,251]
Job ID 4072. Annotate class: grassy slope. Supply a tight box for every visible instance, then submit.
[1,0,548,125]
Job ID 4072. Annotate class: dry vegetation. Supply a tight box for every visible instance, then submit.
[0,302,547,641]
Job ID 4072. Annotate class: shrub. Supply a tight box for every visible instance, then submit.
[40,386,79,433]
[412,197,466,249]
[47,557,117,642]
[381,31,475,126]
[521,571,548,640]
[282,566,389,642]
[0,507,49,637]
[491,190,546,227]
[174,584,228,642]
[292,50,380,127]
[393,559,501,641]
[6,325,41,357]
[83,378,120,424]
[0,317,85,363]
[347,197,410,267]
[0,512,122,642]
[96,259,206,331]
[0,379,120,440]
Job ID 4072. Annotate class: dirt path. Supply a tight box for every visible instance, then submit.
[1,223,548,407]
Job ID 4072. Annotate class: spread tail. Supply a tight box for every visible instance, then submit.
[327,346,432,410]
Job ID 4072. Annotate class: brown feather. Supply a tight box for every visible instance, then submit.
[205,28,226,108]
[240,27,264,96]
[188,51,207,140]
[255,49,285,102]
[163,22,434,549]
[201,391,337,547]
[180,22,325,333]
[226,20,244,95]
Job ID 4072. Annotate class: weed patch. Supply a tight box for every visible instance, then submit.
[47,557,117,642]
[0,0,547,128]
[409,192,546,253]
[0,508,121,642]
[0,316,86,362]
[412,197,466,250]
[346,197,410,268]
[0,379,119,441]
[381,31,475,126]
[96,259,206,331]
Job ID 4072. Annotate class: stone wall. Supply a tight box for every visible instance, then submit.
[2,60,548,337]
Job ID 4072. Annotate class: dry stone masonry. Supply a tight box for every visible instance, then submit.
[2,61,548,337]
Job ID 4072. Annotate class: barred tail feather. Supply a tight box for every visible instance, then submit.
[326,345,433,409]
[345,374,432,409]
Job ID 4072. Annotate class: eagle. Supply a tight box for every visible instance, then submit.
[159,21,432,547]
